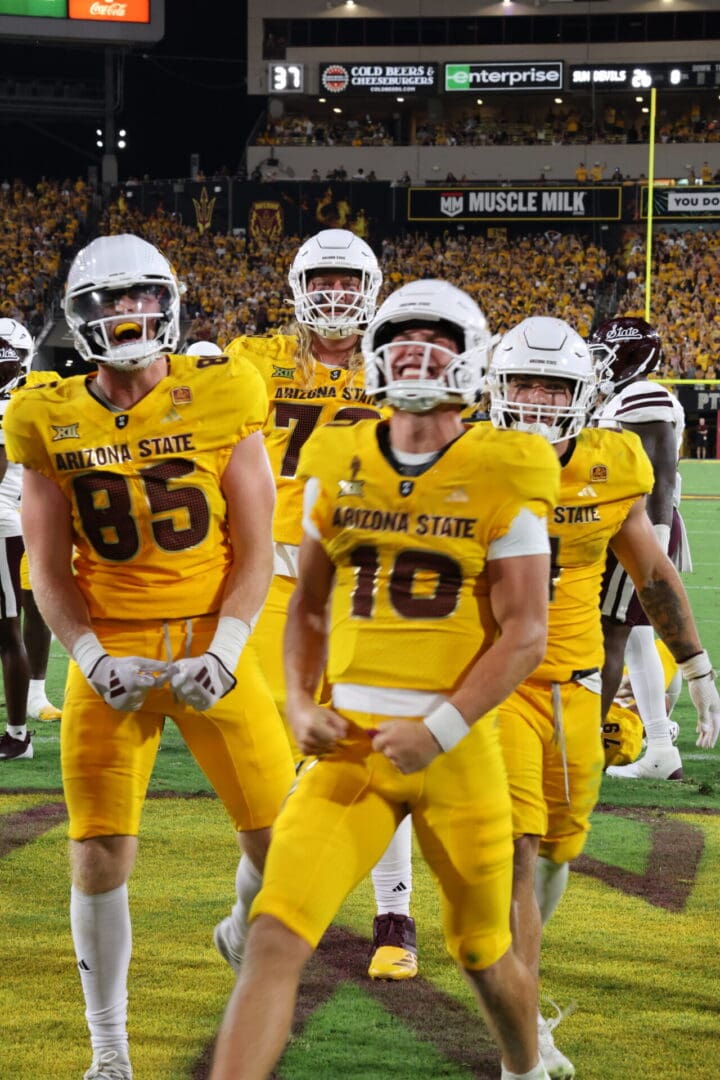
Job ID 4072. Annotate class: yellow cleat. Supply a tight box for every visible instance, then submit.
[367,914,418,980]
[27,702,62,723]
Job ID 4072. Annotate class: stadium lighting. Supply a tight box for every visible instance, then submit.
[476,98,483,105]
[319,97,326,103]
[554,97,562,104]
[96,139,103,148]
[641,107,649,114]
[333,106,342,113]
[636,96,644,103]
[119,128,127,138]
[397,96,404,102]
[96,128,102,137]
[117,140,127,149]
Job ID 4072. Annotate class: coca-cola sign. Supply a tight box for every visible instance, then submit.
[69,0,149,20]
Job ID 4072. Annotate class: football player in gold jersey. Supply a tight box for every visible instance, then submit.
[227,229,417,980]
[487,316,720,1080]
[4,235,295,1080]
[210,281,561,1080]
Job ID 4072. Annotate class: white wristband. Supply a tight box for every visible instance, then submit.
[680,649,713,681]
[653,523,671,554]
[208,616,252,673]
[71,632,107,678]
[423,701,469,753]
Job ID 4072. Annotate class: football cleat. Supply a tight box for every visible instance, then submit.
[606,745,682,780]
[27,700,62,723]
[367,913,418,980]
[0,731,33,760]
[538,1002,576,1080]
[214,915,244,976]
[83,1048,132,1079]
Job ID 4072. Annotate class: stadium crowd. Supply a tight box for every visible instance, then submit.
[256,104,720,153]
[1,180,718,382]
[0,177,91,335]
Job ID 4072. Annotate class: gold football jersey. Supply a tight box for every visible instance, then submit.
[4,353,267,621]
[298,420,560,693]
[533,426,654,683]
[226,334,384,547]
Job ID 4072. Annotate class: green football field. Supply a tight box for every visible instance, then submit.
[1,461,719,1080]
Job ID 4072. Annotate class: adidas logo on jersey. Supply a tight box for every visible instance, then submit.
[576,485,597,498]
[445,488,469,503]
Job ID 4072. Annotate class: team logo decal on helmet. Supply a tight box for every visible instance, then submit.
[588,316,662,395]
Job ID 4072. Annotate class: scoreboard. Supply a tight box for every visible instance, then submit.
[0,0,164,43]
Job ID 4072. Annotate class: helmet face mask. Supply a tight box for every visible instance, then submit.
[0,318,34,396]
[288,229,381,339]
[64,235,181,371]
[362,280,491,413]
[488,316,597,443]
[588,317,662,396]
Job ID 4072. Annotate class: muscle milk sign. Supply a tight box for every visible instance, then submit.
[409,186,622,222]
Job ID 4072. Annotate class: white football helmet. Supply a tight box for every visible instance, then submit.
[0,318,34,396]
[288,229,382,339]
[488,316,597,443]
[63,234,181,370]
[362,280,491,413]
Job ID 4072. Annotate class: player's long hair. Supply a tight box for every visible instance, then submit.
[291,322,364,388]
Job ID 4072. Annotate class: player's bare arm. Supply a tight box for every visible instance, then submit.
[373,550,550,774]
[284,532,348,754]
[165,429,277,711]
[620,418,676,530]
[610,497,720,748]
[610,498,700,660]
[20,465,91,651]
[218,430,276,623]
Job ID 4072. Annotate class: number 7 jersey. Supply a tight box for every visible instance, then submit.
[3,354,268,621]
[226,334,384,548]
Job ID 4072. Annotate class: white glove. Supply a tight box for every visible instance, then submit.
[680,650,720,750]
[73,633,168,712]
[166,652,237,711]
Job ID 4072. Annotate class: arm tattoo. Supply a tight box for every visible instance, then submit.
[638,578,696,659]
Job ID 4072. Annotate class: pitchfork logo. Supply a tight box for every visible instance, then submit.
[440,195,463,218]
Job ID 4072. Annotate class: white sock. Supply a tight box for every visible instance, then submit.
[372,814,412,917]
[501,1062,547,1080]
[534,858,569,925]
[27,678,48,704]
[7,724,27,739]
[70,884,131,1054]
[626,627,671,748]
[226,854,262,954]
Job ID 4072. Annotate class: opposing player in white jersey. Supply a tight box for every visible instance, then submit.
[0,319,33,760]
[590,316,691,779]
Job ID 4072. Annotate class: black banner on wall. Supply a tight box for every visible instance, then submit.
[641,186,720,219]
[407,185,622,222]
